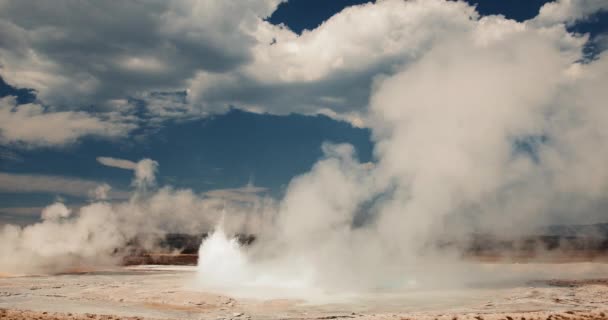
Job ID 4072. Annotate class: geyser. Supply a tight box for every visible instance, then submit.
[197,223,251,288]
[196,222,326,300]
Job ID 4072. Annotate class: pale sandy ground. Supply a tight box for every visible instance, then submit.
[1,265,608,320]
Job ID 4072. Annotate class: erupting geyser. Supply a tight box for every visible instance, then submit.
[196,223,251,288]
[195,221,331,301]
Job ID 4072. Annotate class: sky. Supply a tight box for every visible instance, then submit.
[0,0,607,228]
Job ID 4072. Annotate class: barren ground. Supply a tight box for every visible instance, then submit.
[1,264,608,320]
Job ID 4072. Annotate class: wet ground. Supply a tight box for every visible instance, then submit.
[1,265,608,320]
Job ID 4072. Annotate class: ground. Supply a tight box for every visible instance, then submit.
[1,265,608,320]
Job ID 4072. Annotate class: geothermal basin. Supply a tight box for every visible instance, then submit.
[2,263,608,320]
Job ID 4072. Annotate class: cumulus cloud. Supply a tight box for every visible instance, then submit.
[1,0,605,129]
[188,0,479,120]
[185,0,605,125]
[0,0,282,109]
[534,0,608,26]
[0,96,134,146]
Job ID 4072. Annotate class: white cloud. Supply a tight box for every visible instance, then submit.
[0,0,282,109]
[184,0,601,125]
[1,0,605,130]
[188,0,479,119]
[252,1,476,83]
[0,96,134,146]
[534,0,608,26]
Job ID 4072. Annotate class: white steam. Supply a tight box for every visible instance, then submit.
[197,224,251,288]
[195,0,608,294]
[0,202,124,273]
[0,158,270,274]
[89,183,111,201]
[96,156,159,190]
[133,159,159,189]
[40,203,72,221]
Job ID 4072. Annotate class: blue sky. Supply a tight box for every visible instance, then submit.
[269,0,554,32]
[1,0,607,227]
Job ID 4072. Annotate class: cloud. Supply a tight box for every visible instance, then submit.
[184,0,603,125]
[0,172,129,200]
[0,96,134,146]
[0,206,46,226]
[534,0,608,26]
[96,157,137,170]
[0,0,282,109]
[1,0,604,130]
[187,0,479,121]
